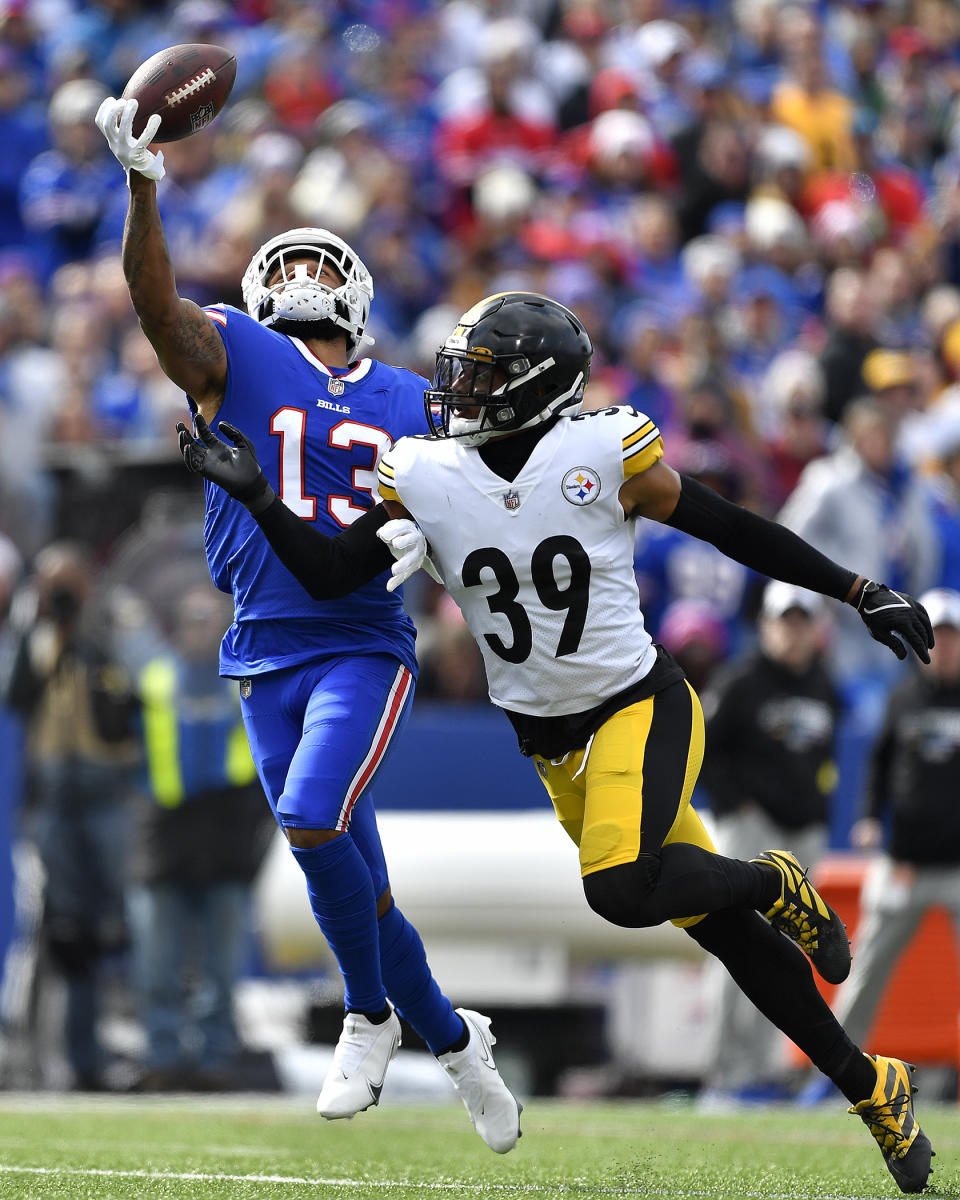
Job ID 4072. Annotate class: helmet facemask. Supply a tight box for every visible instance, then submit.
[241,228,374,362]
[426,348,587,446]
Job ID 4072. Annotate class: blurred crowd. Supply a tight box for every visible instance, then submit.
[0,0,959,689]
[2,0,960,1087]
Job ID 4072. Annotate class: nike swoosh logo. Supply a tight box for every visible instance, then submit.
[477,1041,497,1070]
[865,592,911,613]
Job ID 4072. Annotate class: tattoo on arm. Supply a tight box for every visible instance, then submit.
[168,305,225,365]
[123,183,175,307]
[122,177,226,403]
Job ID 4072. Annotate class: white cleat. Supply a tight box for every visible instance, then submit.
[316,1008,402,1120]
[438,1008,522,1154]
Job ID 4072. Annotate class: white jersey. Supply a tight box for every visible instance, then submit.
[378,405,664,717]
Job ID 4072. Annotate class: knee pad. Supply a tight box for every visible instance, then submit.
[582,852,662,928]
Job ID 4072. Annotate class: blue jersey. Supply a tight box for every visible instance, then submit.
[195,304,428,679]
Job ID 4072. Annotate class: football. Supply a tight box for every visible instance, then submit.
[121,43,236,143]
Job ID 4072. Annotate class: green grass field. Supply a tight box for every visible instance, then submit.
[0,1093,955,1200]
[0,1099,955,1200]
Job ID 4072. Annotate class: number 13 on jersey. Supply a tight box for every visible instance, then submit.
[270,407,393,526]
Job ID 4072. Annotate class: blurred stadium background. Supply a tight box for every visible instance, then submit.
[0,0,960,1106]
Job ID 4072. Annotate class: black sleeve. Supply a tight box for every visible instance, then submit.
[666,474,858,601]
[253,498,394,600]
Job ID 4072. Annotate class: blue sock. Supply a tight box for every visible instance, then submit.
[290,835,385,1013]
[378,902,463,1055]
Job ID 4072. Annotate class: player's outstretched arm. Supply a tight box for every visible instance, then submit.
[621,460,934,664]
[177,417,425,597]
[96,98,226,415]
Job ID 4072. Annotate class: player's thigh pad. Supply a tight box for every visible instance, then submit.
[238,666,307,825]
[534,680,705,878]
[279,654,414,832]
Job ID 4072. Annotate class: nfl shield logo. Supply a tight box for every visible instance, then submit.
[328,377,345,396]
[240,678,252,700]
[190,102,215,133]
[503,489,520,510]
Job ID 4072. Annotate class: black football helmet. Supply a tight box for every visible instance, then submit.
[425,292,594,445]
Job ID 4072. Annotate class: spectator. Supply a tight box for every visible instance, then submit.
[699,581,840,1106]
[657,598,729,696]
[868,249,924,350]
[582,108,661,203]
[433,16,556,194]
[921,285,960,353]
[0,533,24,993]
[127,585,273,1091]
[261,41,338,137]
[770,8,857,173]
[634,440,763,656]
[0,47,47,251]
[0,284,61,550]
[18,78,121,284]
[415,594,488,705]
[626,195,685,303]
[760,348,831,507]
[814,588,960,1091]
[752,124,811,215]
[613,305,678,436]
[742,196,808,283]
[861,348,923,428]
[632,19,694,141]
[674,118,751,243]
[290,100,393,240]
[681,235,741,319]
[820,268,878,425]
[728,0,781,105]
[810,196,878,272]
[779,398,938,833]
[779,398,938,688]
[921,417,960,592]
[4,541,139,1090]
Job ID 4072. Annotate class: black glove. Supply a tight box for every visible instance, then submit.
[176,415,276,515]
[851,579,934,664]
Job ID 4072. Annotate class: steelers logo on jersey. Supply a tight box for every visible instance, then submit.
[562,466,601,505]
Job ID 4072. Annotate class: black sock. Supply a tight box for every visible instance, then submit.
[687,907,873,1102]
[754,861,784,912]
[347,1004,392,1025]
[833,1050,879,1106]
[435,1015,470,1057]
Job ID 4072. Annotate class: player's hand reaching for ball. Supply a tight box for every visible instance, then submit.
[177,415,276,515]
[95,97,165,182]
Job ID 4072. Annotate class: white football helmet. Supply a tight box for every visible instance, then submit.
[241,227,374,362]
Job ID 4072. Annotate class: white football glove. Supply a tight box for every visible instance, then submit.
[95,96,165,182]
[377,518,428,593]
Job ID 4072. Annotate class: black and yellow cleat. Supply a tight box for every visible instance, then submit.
[751,848,851,984]
[850,1054,934,1194]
